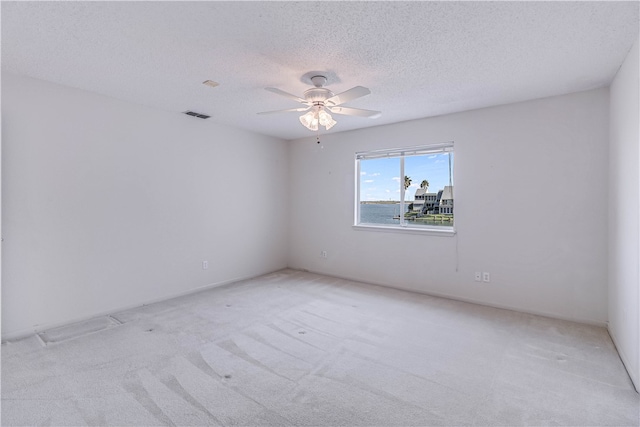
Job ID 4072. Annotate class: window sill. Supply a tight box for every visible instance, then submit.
[352,224,456,236]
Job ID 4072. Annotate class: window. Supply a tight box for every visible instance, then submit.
[355,142,454,233]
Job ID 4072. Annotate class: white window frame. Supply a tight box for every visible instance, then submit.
[354,142,455,236]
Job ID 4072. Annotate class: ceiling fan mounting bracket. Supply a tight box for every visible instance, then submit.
[310,75,327,88]
[301,71,338,87]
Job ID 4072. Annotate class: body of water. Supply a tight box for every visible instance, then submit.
[359,203,404,225]
[359,203,453,227]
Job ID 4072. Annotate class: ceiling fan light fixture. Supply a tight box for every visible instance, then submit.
[325,116,337,130]
[299,106,336,131]
[318,109,336,130]
[299,110,318,131]
[318,109,331,125]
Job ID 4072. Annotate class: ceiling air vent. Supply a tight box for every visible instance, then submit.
[183,111,210,119]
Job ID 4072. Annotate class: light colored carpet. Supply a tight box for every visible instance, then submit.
[2,269,638,426]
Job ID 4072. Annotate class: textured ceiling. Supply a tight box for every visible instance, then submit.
[2,1,638,140]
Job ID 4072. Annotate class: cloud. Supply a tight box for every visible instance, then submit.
[360,171,367,175]
[428,155,437,159]
[370,173,381,177]
[364,179,374,183]
[385,189,390,193]
[392,177,400,181]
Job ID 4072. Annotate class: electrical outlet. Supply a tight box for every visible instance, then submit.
[474,272,482,282]
[482,272,490,282]
[202,261,209,270]
[321,251,327,259]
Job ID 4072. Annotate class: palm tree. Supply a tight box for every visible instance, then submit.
[404,176,412,191]
[420,180,429,190]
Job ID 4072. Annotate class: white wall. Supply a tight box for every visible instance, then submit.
[1,72,289,339]
[289,89,610,325]
[609,35,640,390]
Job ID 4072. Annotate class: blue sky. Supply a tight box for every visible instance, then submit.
[360,153,453,201]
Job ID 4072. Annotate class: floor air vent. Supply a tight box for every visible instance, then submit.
[183,111,210,119]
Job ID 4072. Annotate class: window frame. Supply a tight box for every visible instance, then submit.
[353,142,456,236]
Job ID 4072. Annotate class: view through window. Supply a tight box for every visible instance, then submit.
[355,142,454,230]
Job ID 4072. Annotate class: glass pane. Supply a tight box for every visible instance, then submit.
[403,152,454,227]
[358,157,405,225]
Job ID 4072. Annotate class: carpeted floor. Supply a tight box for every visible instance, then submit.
[2,269,639,426]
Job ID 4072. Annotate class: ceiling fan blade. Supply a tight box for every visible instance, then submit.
[257,106,311,115]
[325,86,371,106]
[328,106,381,118]
[265,87,308,104]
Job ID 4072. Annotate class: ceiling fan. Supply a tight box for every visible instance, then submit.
[258,75,381,131]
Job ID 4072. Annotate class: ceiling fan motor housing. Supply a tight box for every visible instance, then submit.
[303,87,334,104]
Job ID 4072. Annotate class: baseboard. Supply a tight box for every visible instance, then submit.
[3,266,610,342]
[1,268,285,343]
[291,267,608,328]
[607,327,640,392]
